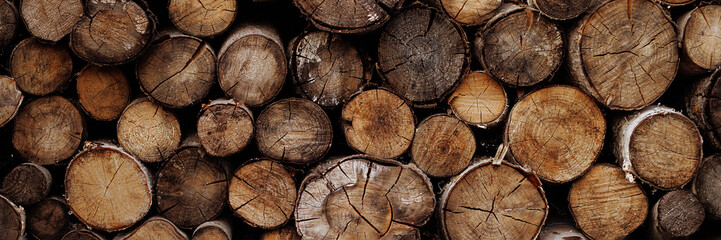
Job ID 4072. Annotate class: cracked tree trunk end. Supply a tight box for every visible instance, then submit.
[537,222,587,240]
[293,0,403,33]
[288,31,370,108]
[10,38,73,96]
[377,5,470,107]
[26,196,70,240]
[677,5,721,76]
[155,146,227,229]
[0,75,23,128]
[64,142,152,232]
[693,154,721,219]
[20,0,83,42]
[197,99,254,158]
[527,0,602,20]
[260,225,301,240]
[612,104,702,190]
[567,0,678,110]
[114,217,187,240]
[0,0,17,49]
[439,158,548,240]
[255,98,332,164]
[649,190,704,240]
[218,23,286,107]
[411,114,475,178]
[61,229,105,240]
[76,65,131,121]
[447,71,508,128]
[295,155,435,240]
[228,159,296,229]
[0,194,25,240]
[117,98,181,163]
[1,163,52,206]
[569,164,648,240]
[475,5,563,87]
[655,0,696,6]
[440,0,501,26]
[192,219,232,240]
[504,85,606,183]
[686,69,721,150]
[12,96,85,165]
[168,0,236,37]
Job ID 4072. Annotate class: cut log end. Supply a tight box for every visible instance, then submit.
[537,223,588,240]
[693,154,721,219]
[260,225,300,240]
[529,0,597,20]
[441,0,501,25]
[0,76,23,128]
[10,37,73,96]
[0,194,25,240]
[679,5,721,74]
[654,0,696,6]
[115,217,187,240]
[61,229,104,240]
[447,71,507,128]
[20,0,83,41]
[228,159,296,229]
[651,190,704,239]
[1,163,52,206]
[76,65,131,121]
[117,98,181,163]
[168,0,236,37]
[293,0,401,33]
[192,220,232,240]
[411,114,475,178]
[197,99,254,157]
[686,69,721,149]
[27,196,71,240]
[0,0,17,49]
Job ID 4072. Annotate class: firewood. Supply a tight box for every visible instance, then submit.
[20,0,83,42]
[439,0,501,26]
[192,220,232,240]
[64,142,152,232]
[446,71,508,128]
[167,0,236,37]
[26,196,70,240]
[341,89,415,159]
[12,96,85,165]
[0,194,25,240]
[117,98,181,163]
[505,85,606,183]
[567,0,678,110]
[655,0,696,6]
[613,105,702,190]
[137,33,216,108]
[1,163,51,206]
[61,229,105,240]
[218,23,286,107]
[260,226,300,240]
[197,99,254,157]
[228,159,296,229]
[10,37,73,96]
[693,154,721,219]
[76,64,131,121]
[527,0,601,20]
[377,5,470,107]
[114,217,188,240]
[475,5,563,87]
[295,155,435,239]
[569,164,648,240]
[293,0,402,33]
[677,5,721,75]
[649,190,704,239]
[687,69,721,150]
[537,222,587,240]
[411,114,475,178]
[0,0,17,49]
[0,76,23,128]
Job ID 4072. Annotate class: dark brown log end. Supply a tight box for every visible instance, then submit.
[651,190,704,239]
[61,229,104,240]
[228,159,296,229]
[76,64,131,121]
[0,0,18,49]
[693,154,721,219]
[117,98,181,163]
[197,99,254,157]
[1,163,52,206]
[168,0,236,37]
[0,194,25,240]
[10,38,73,96]
[0,76,23,128]
[27,196,71,240]
[529,0,596,20]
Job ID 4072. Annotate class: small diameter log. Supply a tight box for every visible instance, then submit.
[505,85,606,183]
[0,0,18,49]
[10,37,73,96]
[192,220,232,240]
[288,31,369,108]
[76,64,131,121]
[687,69,721,149]
[568,0,678,110]
[255,98,332,164]
[1,163,52,206]
[447,71,508,128]
[62,229,105,240]
[440,0,501,26]
[693,154,721,219]
[20,0,83,42]
[70,0,153,65]
[342,89,415,159]
[156,147,227,229]
[13,96,85,165]
[655,0,696,6]
[411,114,475,178]
[440,159,548,240]
[677,5,721,75]
[569,164,648,240]
[537,223,587,240]
[527,0,599,20]
[377,6,470,106]
[613,105,702,190]
[295,155,435,239]
[228,159,296,229]
[117,98,181,163]
[260,226,300,240]
[168,0,236,37]
[137,33,216,108]
[293,0,402,33]
[197,99,254,157]
[218,24,286,107]
[0,194,25,240]
[27,196,71,240]
[114,217,188,240]
[0,76,23,128]
[650,190,704,239]
[65,142,152,232]
[476,5,563,87]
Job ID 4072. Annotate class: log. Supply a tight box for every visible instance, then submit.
[12,96,85,165]
[0,76,23,128]
[0,0,18,49]
[192,220,232,240]
[293,0,403,33]
[677,5,721,75]
[228,159,296,229]
[537,222,587,240]
[475,5,563,87]
[693,154,721,219]
[505,85,606,183]
[64,142,152,232]
[10,37,73,96]
[295,155,435,239]
[527,0,601,20]
[568,163,648,240]
[649,190,704,239]
[62,229,105,240]
[411,114,475,178]
[76,64,131,121]
[446,71,508,128]
[114,217,187,240]
[137,33,216,108]
[0,194,25,240]
[613,105,702,190]
[288,31,369,108]
[439,0,501,26]
[687,69,721,150]
[1,163,52,206]
[377,5,470,107]
[156,146,228,229]
[260,226,300,240]
[655,0,695,6]
[440,158,548,240]
[167,0,236,37]
[20,0,83,42]
[218,23,286,107]
[26,196,71,240]
[341,89,415,159]
[567,0,678,110]
[117,98,181,163]
[70,0,154,65]
[197,99,254,157]
[255,98,332,164]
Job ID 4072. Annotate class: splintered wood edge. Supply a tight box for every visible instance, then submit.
[0,193,25,240]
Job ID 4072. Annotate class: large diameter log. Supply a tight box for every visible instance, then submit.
[13,96,85,165]
[114,217,187,240]
[342,89,415,159]
[440,0,501,26]
[62,229,105,240]
[20,0,83,42]
[505,85,606,183]
[1,163,52,206]
[567,0,678,110]
[0,0,17,49]
[447,71,508,128]
[295,155,435,239]
[197,99,254,157]
[411,114,475,178]
[440,159,548,240]
[192,220,232,240]
[527,0,601,20]
[76,65,131,121]
[650,190,704,239]
[677,5,721,75]
[613,105,702,190]
[687,69,721,149]
[0,194,25,240]
[27,196,70,240]
[228,159,296,229]
[377,6,470,107]
[117,98,181,163]
[260,226,300,240]
[10,37,73,96]
[168,0,236,37]
[0,76,23,128]
[218,23,286,107]
[693,154,721,219]
[65,142,152,232]
[569,164,648,240]
[293,0,403,33]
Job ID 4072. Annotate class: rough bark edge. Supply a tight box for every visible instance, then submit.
[686,69,721,149]
[0,194,25,240]
[192,219,233,239]
[292,0,405,34]
[445,70,509,129]
[112,216,188,240]
[229,158,296,229]
[0,76,23,128]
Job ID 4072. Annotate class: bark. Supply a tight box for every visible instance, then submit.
[1,163,52,206]
[686,69,721,150]
[61,229,105,240]
[293,0,403,33]
[0,194,25,240]
[20,0,83,42]
[192,219,232,240]
[527,0,602,20]
[26,196,70,240]
[117,98,181,163]
[504,85,606,183]
[197,99,254,157]
[677,5,721,75]
[650,190,704,239]
[538,223,588,240]
[446,71,508,128]
[10,37,73,96]
[440,0,501,25]
[259,226,301,240]
[693,154,721,219]
[228,159,296,229]
[167,0,236,37]
[0,0,17,49]
[410,114,475,178]
[114,217,188,240]
[0,76,23,128]
[76,64,131,121]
